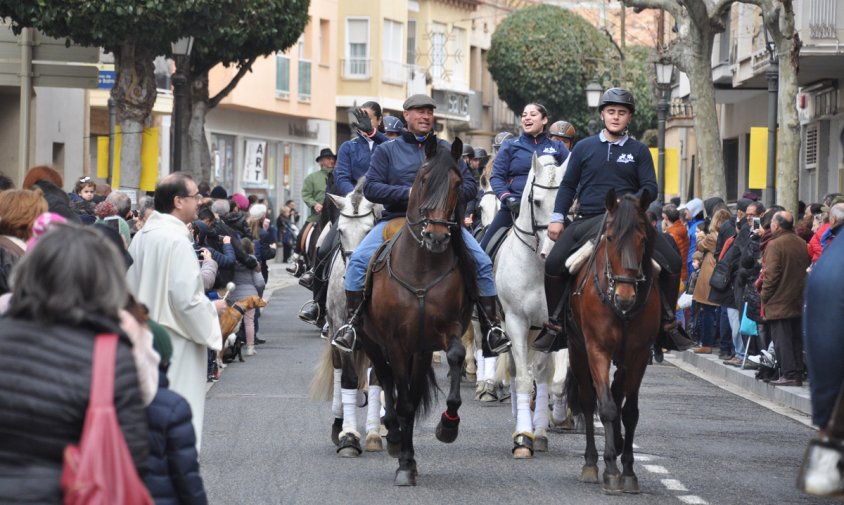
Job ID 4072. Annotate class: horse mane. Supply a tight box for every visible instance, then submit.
[611,194,652,271]
[414,143,478,300]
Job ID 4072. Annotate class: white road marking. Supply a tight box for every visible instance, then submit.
[661,479,688,491]
[634,454,652,461]
[677,496,708,504]
[643,464,669,474]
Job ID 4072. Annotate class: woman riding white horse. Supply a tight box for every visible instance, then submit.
[495,153,566,457]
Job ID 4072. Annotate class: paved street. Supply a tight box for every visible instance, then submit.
[201,281,836,505]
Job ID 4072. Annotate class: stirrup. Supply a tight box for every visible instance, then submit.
[486,326,511,354]
[298,270,315,289]
[331,324,358,353]
[533,321,564,353]
[298,300,321,324]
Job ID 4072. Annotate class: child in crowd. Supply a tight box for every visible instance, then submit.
[70,176,96,203]
[230,237,265,356]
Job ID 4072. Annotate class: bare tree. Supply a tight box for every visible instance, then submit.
[739,0,800,213]
[622,0,733,200]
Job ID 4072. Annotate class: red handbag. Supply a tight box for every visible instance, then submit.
[61,333,153,505]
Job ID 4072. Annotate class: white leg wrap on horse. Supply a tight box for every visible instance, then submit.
[332,369,342,418]
[484,355,498,382]
[516,392,532,434]
[341,388,358,433]
[474,350,484,381]
[552,392,567,424]
[366,385,382,433]
[510,384,518,419]
[533,382,550,432]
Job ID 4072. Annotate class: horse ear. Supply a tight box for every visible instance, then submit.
[640,189,652,212]
[531,152,542,174]
[327,193,345,210]
[605,188,618,212]
[425,134,438,159]
[451,137,463,162]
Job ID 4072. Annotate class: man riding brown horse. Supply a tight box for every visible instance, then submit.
[539,87,689,352]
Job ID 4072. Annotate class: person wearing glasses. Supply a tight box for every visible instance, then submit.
[127,172,223,451]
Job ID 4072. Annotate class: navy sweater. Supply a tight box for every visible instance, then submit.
[364,131,476,221]
[553,133,657,218]
[143,372,208,505]
[333,131,389,196]
[490,132,567,202]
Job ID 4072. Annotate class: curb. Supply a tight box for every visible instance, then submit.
[667,349,812,417]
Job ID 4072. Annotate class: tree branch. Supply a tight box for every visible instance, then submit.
[208,57,256,109]
[622,0,683,19]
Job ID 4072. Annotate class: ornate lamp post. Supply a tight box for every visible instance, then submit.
[171,36,194,172]
[585,78,603,136]
[654,57,674,204]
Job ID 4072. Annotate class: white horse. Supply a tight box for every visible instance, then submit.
[495,153,566,458]
[310,180,384,456]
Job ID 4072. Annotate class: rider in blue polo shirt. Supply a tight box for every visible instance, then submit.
[332,94,510,355]
[481,103,568,250]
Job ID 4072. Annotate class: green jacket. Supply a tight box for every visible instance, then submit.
[302,168,331,223]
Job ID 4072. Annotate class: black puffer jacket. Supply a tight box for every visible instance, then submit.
[143,371,208,505]
[0,318,148,504]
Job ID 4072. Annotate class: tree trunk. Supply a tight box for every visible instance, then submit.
[773,2,800,214]
[674,29,726,199]
[186,71,211,184]
[112,42,156,190]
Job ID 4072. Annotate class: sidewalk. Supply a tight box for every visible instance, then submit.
[666,349,812,419]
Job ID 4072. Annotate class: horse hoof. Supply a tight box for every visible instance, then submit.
[513,447,532,459]
[394,469,417,486]
[435,412,460,443]
[623,475,640,494]
[533,435,548,453]
[364,431,383,452]
[336,433,362,458]
[512,434,534,459]
[331,418,343,447]
[387,440,401,458]
[602,473,623,494]
[580,465,599,483]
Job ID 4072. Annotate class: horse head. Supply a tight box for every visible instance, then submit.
[603,188,652,315]
[517,153,564,258]
[407,135,463,253]
[328,178,379,254]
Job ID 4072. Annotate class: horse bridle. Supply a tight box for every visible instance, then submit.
[592,225,651,321]
[406,210,460,247]
[338,207,376,259]
[512,178,559,253]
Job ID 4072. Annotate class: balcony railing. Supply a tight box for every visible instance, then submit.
[341,58,370,79]
[381,60,406,85]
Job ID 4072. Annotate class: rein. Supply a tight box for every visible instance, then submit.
[511,179,560,253]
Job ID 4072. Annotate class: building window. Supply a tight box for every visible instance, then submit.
[450,26,466,87]
[276,54,290,98]
[345,17,370,78]
[299,60,312,101]
[431,22,445,82]
[319,19,329,65]
[805,124,819,170]
[407,19,416,66]
[382,19,404,84]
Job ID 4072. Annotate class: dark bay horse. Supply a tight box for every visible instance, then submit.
[566,189,660,494]
[359,135,476,486]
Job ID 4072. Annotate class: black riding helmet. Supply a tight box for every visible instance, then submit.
[383,115,404,134]
[462,144,475,158]
[473,147,489,166]
[599,87,635,114]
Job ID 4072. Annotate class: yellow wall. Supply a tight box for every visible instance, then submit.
[209,0,337,121]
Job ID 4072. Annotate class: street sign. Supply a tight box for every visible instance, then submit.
[98,64,115,89]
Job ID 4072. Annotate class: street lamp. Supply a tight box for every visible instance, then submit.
[654,57,674,204]
[585,78,602,135]
[171,36,194,173]
[763,26,779,207]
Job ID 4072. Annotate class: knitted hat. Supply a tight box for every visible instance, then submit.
[147,320,173,365]
[231,193,249,211]
[249,203,267,220]
[25,212,67,249]
[210,185,228,200]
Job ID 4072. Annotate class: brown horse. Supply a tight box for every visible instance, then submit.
[359,135,476,486]
[565,189,660,494]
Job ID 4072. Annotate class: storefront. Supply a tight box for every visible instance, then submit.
[205,107,333,221]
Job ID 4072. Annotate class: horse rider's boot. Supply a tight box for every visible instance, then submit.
[534,273,568,352]
[479,296,511,354]
[658,271,694,351]
[332,290,364,353]
[298,272,326,324]
[298,268,316,289]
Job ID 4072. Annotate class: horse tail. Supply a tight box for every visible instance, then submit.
[411,355,440,421]
[308,341,335,401]
[565,368,583,417]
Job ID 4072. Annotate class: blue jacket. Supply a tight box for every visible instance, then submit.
[553,132,657,219]
[364,131,476,221]
[333,131,389,196]
[490,132,567,202]
[143,371,208,505]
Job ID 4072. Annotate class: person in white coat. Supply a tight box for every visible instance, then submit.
[127,173,222,451]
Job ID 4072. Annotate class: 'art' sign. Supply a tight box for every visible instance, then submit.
[243,140,267,184]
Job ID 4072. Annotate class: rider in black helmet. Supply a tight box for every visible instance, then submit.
[537,87,687,352]
[383,115,404,139]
